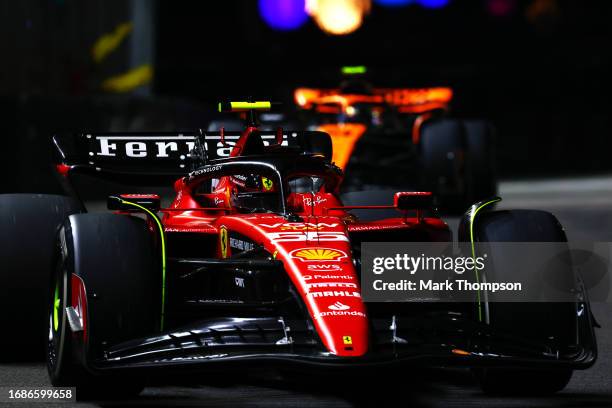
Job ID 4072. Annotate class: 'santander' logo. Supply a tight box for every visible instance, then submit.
[328,301,350,311]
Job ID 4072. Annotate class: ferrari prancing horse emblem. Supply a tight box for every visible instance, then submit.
[220,226,228,258]
[262,177,273,191]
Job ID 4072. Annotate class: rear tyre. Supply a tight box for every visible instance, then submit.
[47,213,160,399]
[470,210,576,394]
[464,120,497,202]
[302,130,333,161]
[419,119,468,214]
[0,194,82,360]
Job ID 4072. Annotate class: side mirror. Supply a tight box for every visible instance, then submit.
[107,194,161,212]
[394,192,433,211]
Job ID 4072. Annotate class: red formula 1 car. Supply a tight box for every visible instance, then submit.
[292,66,497,213]
[0,102,595,398]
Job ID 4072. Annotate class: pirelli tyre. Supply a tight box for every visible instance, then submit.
[419,119,497,214]
[464,120,497,202]
[47,213,160,398]
[467,209,576,394]
[419,119,468,214]
[300,131,333,161]
[0,194,83,360]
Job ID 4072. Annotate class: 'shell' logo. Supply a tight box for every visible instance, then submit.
[291,248,347,262]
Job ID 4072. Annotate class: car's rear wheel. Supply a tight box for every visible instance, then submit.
[419,119,497,214]
[419,119,468,214]
[464,120,497,202]
[0,194,83,360]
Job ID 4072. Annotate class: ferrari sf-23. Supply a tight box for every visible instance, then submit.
[0,101,596,398]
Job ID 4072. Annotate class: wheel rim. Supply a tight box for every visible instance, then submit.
[47,260,65,374]
[53,282,60,332]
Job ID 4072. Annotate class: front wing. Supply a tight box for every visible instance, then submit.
[88,306,596,374]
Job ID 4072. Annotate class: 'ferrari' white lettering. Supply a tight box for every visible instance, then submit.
[98,138,117,156]
[125,142,147,158]
[156,141,178,157]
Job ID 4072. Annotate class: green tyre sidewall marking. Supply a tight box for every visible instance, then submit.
[118,199,166,331]
[469,198,501,322]
[53,281,60,332]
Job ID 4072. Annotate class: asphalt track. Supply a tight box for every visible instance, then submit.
[2,176,612,407]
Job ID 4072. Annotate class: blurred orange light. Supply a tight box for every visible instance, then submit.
[307,0,371,35]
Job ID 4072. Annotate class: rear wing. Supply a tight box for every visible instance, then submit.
[294,87,453,114]
[53,130,331,181]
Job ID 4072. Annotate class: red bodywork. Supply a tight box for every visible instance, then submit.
[155,126,449,358]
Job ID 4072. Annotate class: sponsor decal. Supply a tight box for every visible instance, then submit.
[328,301,350,311]
[291,248,348,262]
[348,224,411,232]
[316,310,366,319]
[262,177,274,191]
[343,336,353,345]
[307,264,342,271]
[308,282,357,289]
[229,237,254,251]
[229,175,247,188]
[94,135,195,158]
[313,301,366,319]
[303,196,328,206]
[309,291,361,298]
[220,226,228,258]
[235,277,245,288]
[260,222,339,230]
[214,197,224,206]
[269,231,348,243]
[190,165,222,178]
[92,133,290,160]
[165,227,217,233]
[303,274,355,280]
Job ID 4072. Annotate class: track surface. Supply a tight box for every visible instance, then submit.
[2,176,612,407]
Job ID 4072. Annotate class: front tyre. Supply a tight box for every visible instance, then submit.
[465,209,578,394]
[47,236,144,400]
[46,214,158,399]
[47,250,76,386]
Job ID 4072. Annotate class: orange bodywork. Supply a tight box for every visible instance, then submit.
[295,87,453,167]
[294,87,453,114]
[317,123,367,170]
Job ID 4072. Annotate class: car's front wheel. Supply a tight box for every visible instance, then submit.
[47,213,159,399]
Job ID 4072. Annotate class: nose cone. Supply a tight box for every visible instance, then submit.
[309,293,369,356]
[237,215,370,357]
[284,246,369,357]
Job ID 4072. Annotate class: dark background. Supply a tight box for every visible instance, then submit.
[1,0,611,193]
